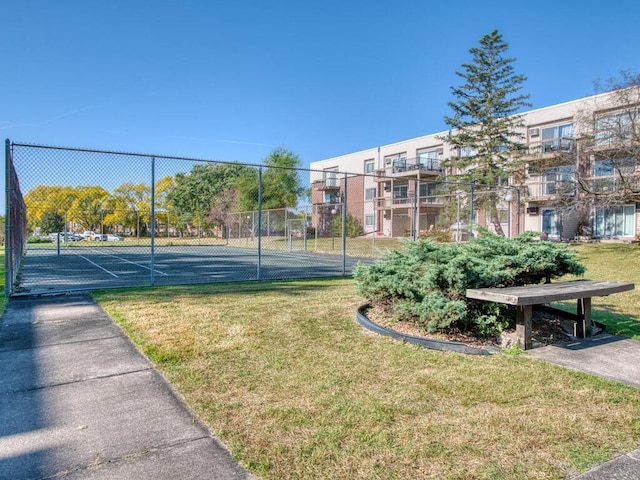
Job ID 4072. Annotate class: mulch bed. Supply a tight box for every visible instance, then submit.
[365,303,574,350]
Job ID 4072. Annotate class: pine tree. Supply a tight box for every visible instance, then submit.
[441,30,530,235]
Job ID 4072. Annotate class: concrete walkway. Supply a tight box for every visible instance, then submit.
[0,294,253,480]
[528,333,640,389]
[528,335,640,479]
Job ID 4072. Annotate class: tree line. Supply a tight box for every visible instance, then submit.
[25,147,305,237]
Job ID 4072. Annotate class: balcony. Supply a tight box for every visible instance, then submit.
[527,180,576,199]
[375,157,443,180]
[583,175,640,194]
[312,178,341,191]
[376,194,445,208]
[316,203,342,214]
[392,160,443,174]
[527,137,576,156]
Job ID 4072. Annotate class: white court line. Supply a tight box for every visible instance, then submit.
[88,249,168,276]
[76,254,119,278]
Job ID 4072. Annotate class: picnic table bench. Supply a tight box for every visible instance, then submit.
[466,280,634,350]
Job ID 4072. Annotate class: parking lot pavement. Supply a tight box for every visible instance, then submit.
[0,294,254,480]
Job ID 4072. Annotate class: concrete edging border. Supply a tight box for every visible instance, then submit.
[356,304,495,355]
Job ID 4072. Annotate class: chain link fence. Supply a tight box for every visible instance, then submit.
[5,140,28,295]
[5,141,521,296]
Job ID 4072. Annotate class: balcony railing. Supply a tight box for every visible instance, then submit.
[312,178,340,191]
[372,157,442,177]
[584,175,640,194]
[527,180,576,198]
[527,137,576,156]
[391,160,443,174]
[376,195,445,208]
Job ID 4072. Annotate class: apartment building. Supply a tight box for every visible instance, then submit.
[310,89,640,240]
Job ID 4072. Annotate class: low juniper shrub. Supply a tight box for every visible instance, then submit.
[354,230,585,338]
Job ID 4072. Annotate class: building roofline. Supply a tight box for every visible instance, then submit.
[312,89,620,166]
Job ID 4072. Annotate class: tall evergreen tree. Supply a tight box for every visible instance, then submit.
[441,29,530,234]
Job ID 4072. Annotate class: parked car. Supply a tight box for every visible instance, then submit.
[106,234,123,241]
[49,232,82,242]
[79,231,107,241]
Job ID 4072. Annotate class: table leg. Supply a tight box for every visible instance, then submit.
[516,305,533,350]
[577,297,592,338]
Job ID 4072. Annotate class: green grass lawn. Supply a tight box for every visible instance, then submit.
[561,242,640,339]
[93,242,640,480]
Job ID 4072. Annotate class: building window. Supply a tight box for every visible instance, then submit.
[393,185,409,202]
[365,214,375,226]
[541,123,574,153]
[459,146,476,157]
[417,149,441,171]
[365,187,376,200]
[594,159,615,177]
[364,160,375,173]
[594,157,637,176]
[543,165,575,195]
[541,209,561,237]
[595,111,637,146]
[385,153,407,172]
[419,182,438,203]
[594,205,635,237]
[324,192,340,203]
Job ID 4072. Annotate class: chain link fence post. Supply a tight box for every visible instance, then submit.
[257,166,262,280]
[150,156,156,286]
[5,139,12,297]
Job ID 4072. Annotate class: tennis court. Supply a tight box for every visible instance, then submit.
[16,243,373,296]
[5,141,389,297]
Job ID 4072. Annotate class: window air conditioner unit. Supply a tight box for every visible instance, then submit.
[384,182,391,192]
[436,148,444,154]
[528,128,540,137]
[385,158,392,166]
[526,206,539,215]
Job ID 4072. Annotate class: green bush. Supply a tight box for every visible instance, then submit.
[27,236,52,244]
[354,230,585,338]
[329,213,364,238]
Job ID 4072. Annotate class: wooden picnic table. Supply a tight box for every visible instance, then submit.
[466,280,634,350]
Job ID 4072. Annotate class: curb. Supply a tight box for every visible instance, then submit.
[356,304,495,355]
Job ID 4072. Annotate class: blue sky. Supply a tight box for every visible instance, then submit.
[3,0,640,211]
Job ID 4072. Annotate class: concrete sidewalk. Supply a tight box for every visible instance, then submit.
[528,335,640,479]
[527,333,640,389]
[0,294,253,480]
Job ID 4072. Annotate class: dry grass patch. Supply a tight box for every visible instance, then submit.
[94,275,640,480]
